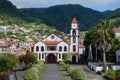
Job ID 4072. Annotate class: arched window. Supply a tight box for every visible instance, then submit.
[59,46,62,51]
[36,46,39,51]
[73,30,76,36]
[41,46,44,51]
[73,45,76,51]
[64,46,67,51]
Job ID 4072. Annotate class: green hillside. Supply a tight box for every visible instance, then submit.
[20,4,105,33]
[0,0,42,27]
[0,0,63,41]
[103,8,120,26]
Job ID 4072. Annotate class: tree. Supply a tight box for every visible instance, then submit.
[83,27,97,61]
[94,19,115,69]
[18,52,38,65]
[0,53,18,72]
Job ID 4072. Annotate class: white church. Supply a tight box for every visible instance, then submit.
[34,17,84,63]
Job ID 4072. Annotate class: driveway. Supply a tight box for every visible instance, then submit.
[42,64,64,80]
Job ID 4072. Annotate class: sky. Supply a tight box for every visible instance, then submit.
[9,0,120,11]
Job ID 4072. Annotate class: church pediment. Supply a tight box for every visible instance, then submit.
[42,34,62,42]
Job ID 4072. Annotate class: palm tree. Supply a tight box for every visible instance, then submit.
[94,19,115,69]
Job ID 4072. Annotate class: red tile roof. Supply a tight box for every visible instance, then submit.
[70,51,78,55]
[113,27,120,32]
[72,17,77,23]
[42,41,61,45]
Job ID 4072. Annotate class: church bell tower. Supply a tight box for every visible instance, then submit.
[70,17,79,54]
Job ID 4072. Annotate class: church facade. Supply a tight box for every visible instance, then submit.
[34,18,84,63]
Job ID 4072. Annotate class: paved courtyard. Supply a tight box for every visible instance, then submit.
[71,64,105,80]
[42,64,64,80]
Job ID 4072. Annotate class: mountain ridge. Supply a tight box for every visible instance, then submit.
[0,0,120,33]
[20,4,105,32]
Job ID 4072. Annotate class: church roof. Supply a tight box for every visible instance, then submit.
[70,51,78,55]
[72,17,77,23]
[113,27,120,32]
[42,41,61,45]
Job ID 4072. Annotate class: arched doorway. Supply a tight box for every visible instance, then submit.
[72,55,76,64]
[46,54,56,63]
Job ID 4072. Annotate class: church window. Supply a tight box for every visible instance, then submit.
[73,45,76,51]
[64,46,67,51]
[59,54,61,59]
[39,54,41,60]
[36,46,39,51]
[59,46,62,51]
[73,30,76,36]
[51,35,55,39]
[41,46,44,51]
[42,54,44,59]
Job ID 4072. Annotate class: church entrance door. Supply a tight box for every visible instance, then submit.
[72,55,76,64]
[46,54,56,63]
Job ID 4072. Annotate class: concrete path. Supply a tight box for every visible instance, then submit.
[13,64,25,80]
[71,64,105,80]
[42,64,64,80]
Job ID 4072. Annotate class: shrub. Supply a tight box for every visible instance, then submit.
[59,61,65,66]
[67,67,74,75]
[71,68,86,80]
[63,53,71,64]
[116,70,120,76]
[0,53,18,72]
[32,64,42,70]
[38,61,44,66]
[116,70,120,80]
[106,70,115,79]
[18,52,38,64]
[63,64,70,70]
[23,67,38,80]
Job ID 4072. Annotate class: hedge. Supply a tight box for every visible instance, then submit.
[71,68,86,80]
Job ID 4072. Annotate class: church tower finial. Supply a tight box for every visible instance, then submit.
[72,17,77,23]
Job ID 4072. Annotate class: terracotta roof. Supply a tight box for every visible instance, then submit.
[113,27,120,32]
[16,48,26,56]
[26,38,34,42]
[72,17,77,23]
[42,41,61,45]
[79,44,84,48]
[70,51,78,55]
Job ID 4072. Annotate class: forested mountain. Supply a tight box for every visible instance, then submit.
[103,8,120,26]
[0,0,42,27]
[0,0,120,33]
[20,4,104,32]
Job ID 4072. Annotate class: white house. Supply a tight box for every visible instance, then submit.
[33,18,84,63]
[113,27,120,40]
